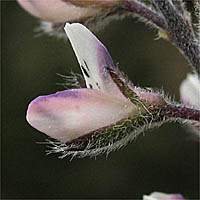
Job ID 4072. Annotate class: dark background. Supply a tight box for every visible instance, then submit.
[2,1,199,199]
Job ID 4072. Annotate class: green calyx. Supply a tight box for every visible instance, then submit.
[60,107,165,158]
[51,69,166,158]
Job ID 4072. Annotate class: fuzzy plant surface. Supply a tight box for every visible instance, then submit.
[26,22,200,159]
[17,0,200,159]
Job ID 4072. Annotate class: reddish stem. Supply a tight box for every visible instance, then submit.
[122,0,167,30]
[163,104,200,122]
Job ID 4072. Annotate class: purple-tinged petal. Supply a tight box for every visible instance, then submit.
[26,89,137,142]
[169,194,186,200]
[17,0,101,23]
[64,23,126,99]
[143,192,186,200]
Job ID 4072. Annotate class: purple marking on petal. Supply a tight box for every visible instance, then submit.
[147,192,186,200]
[96,42,116,81]
[45,89,79,98]
[31,89,81,104]
[97,43,115,70]
[169,194,186,200]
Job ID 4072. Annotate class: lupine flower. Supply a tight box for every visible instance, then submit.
[180,73,200,134]
[17,0,123,38]
[143,192,185,200]
[17,0,111,23]
[26,23,169,158]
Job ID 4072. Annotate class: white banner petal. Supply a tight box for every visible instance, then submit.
[64,23,125,99]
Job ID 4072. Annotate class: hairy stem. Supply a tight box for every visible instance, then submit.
[153,0,200,76]
[122,0,167,30]
[172,0,184,14]
[163,104,200,122]
[194,0,200,39]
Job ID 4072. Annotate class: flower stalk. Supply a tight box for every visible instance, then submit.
[122,0,167,30]
[152,0,200,76]
[172,0,185,15]
[161,104,200,122]
[121,0,200,76]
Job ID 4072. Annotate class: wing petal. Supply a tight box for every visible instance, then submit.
[26,89,136,142]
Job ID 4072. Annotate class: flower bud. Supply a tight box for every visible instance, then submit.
[17,0,100,23]
[180,73,200,134]
[17,0,121,23]
[143,192,185,200]
[180,74,200,109]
